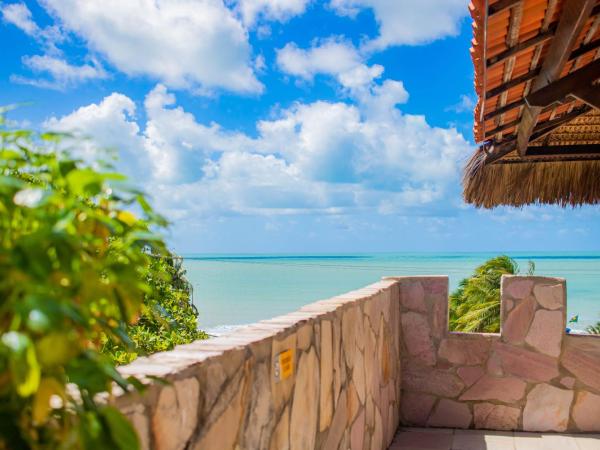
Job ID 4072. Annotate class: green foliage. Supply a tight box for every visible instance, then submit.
[0,111,171,449]
[586,322,600,335]
[103,254,208,365]
[449,255,534,333]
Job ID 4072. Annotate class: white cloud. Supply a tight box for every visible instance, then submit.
[11,54,107,90]
[44,81,471,219]
[39,0,263,94]
[330,0,467,49]
[234,0,310,26]
[445,94,475,113]
[43,93,146,174]
[276,38,384,89]
[1,2,64,49]
[1,2,38,35]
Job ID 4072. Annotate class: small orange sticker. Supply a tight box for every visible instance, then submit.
[275,349,294,381]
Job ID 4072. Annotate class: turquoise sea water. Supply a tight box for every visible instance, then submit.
[182,253,600,334]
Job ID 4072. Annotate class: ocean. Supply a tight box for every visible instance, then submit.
[181,252,600,335]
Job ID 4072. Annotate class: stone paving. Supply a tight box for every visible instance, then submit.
[389,427,600,450]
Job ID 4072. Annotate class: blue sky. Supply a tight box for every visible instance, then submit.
[2,0,599,254]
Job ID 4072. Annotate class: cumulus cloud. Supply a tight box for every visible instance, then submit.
[234,0,310,26]
[329,0,467,49]
[1,2,38,35]
[1,2,64,49]
[36,0,262,94]
[44,80,471,219]
[276,38,384,90]
[11,54,107,90]
[43,92,146,174]
[445,94,476,113]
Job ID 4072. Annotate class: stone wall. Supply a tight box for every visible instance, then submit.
[397,275,600,433]
[115,279,402,450]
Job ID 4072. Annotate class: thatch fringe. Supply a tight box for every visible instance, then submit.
[463,155,600,208]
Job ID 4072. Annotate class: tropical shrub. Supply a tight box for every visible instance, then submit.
[586,321,600,335]
[103,253,208,365]
[449,255,534,333]
[0,111,199,449]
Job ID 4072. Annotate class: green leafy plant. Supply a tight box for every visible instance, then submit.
[586,322,600,335]
[0,110,170,449]
[449,255,534,333]
[103,253,208,365]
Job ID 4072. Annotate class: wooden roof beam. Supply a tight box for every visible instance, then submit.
[526,144,600,157]
[517,0,596,156]
[494,154,600,164]
[487,26,556,68]
[488,0,522,17]
[486,5,600,70]
[526,59,600,109]
[485,37,600,100]
[482,106,592,163]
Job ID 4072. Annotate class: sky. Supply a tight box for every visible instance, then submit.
[1,0,599,254]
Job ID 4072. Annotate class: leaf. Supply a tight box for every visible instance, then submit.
[32,377,64,424]
[100,406,140,450]
[66,168,102,196]
[36,333,75,367]
[117,210,138,227]
[1,332,40,397]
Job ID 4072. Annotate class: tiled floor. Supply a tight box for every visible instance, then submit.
[389,427,600,450]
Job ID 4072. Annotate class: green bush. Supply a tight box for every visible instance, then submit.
[0,110,202,449]
[449,255,534,333]
[103,253,208,365]
[586,322,600,335]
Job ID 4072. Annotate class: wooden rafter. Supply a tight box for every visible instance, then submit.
[485,37,600,101]
[526,59,600,109]
[487,26,556,68]
[517,0,597,156]
[494,1,524,140]
[526,144,600,156]
[488,0,521,17]
[482,106,592,164]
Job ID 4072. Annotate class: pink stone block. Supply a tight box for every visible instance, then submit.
[562,337,600,392]
[350,410,365,450]
[457,366,485,387]
[428,277,448,295]
[402,365,465,398]
[493,342,559,382]
[439,338,490,366]
[486,351,503,376]
[504,278,534,299]
[431,300,447,340]
[460,375,526,403]
[400,281,427,313]
[474,403,520,430]
[533,283,564,310]
[525,310,564,357]
[502,295,537,345]
[523,384,573,432]
[401,392,436,425]
[401,312,436,366]
[572,391,600,432]
[560,376,575,389]
[427,399,472,429]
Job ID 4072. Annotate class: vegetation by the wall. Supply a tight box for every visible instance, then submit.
[586,322,600,334]
[0,111,204,449]
[103,253,208,365]
[449,255,534,333]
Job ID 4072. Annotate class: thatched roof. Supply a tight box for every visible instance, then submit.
[464,0,600,208]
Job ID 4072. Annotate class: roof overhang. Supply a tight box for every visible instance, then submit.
[464,0,600,207]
